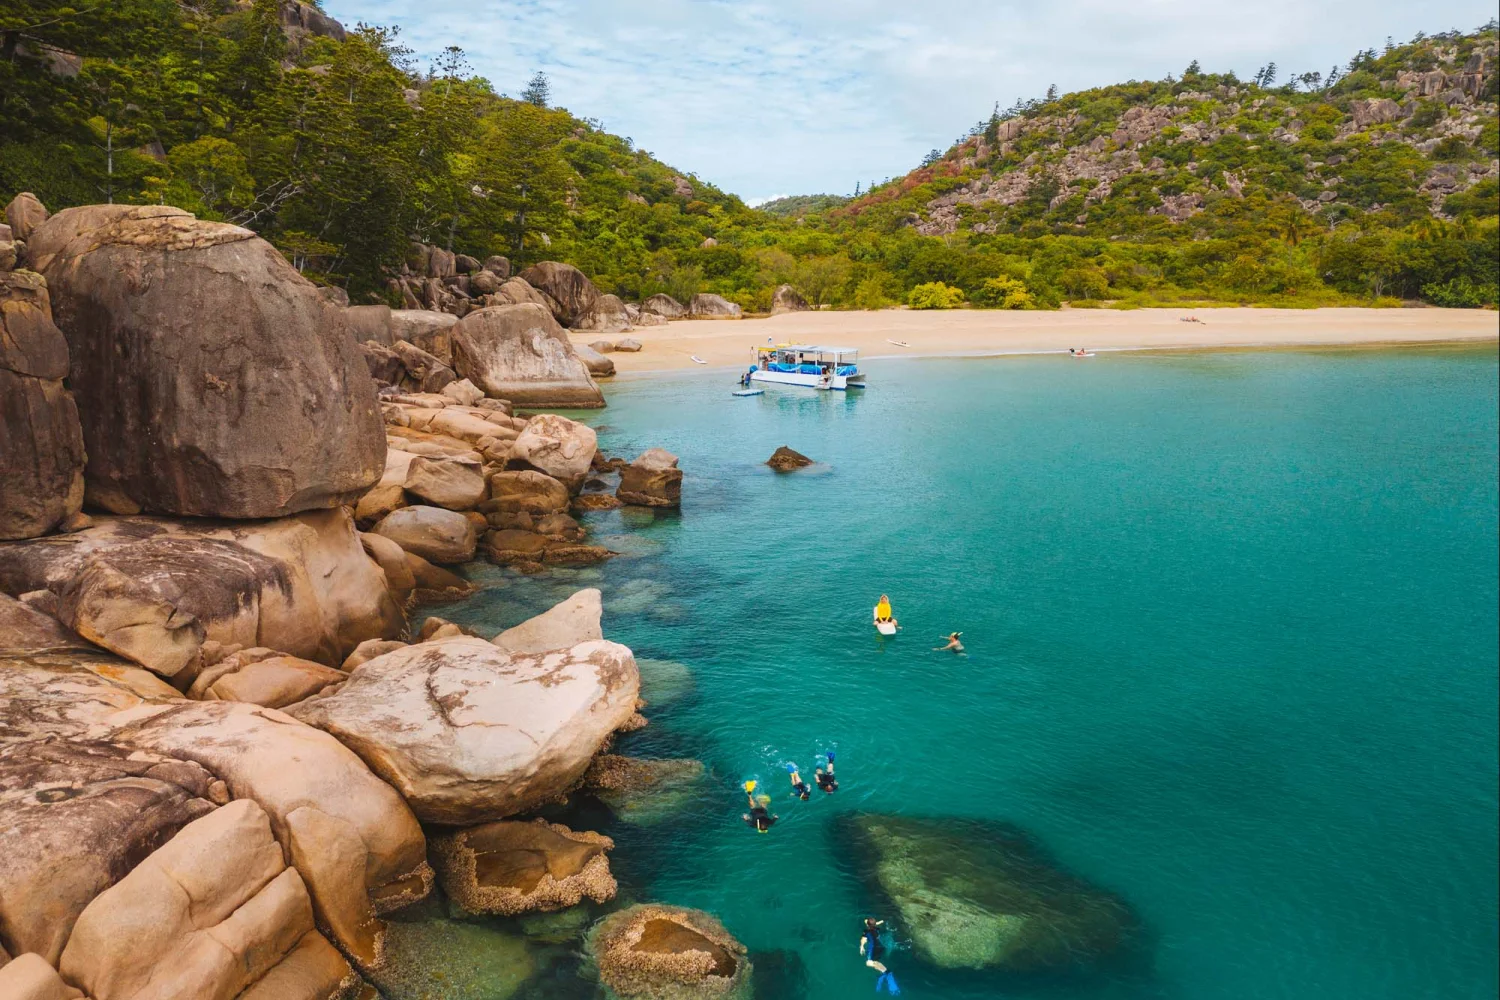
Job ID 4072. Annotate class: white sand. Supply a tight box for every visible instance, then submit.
[576,307,1498,374]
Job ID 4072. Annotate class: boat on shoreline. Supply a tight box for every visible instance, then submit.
[748,345,866,391]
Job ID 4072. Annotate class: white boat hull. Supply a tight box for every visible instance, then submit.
[749,370,866,390]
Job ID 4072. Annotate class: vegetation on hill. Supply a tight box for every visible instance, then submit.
[3,4,1495,310]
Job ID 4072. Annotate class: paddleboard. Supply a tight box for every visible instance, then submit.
[874,607,898,635]
[732,388,764,396]
[690,355,708,365]
[886,339,911,348]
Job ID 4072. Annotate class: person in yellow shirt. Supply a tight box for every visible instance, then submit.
[874,595,894,624]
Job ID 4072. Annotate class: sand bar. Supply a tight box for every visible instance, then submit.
[578,307,1498,374]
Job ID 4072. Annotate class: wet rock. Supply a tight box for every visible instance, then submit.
[518,261,601,327]
[492,588,602,653]
[640,294,686,320]
[286,636,639,824]
[838,813,1143,974]
[372,505,479,565]
[766,446,813,472]
[59,799,353,1000]
[431,819,615,916]
[588,903,751,999]
[0,270,86,541]
[0,509,403,680]
[185,648,347,708]
[635,657,693,706]
[508,414,598,490]
[688,293,743,319]
[451,303,604,408]
[0,738,221,963]
[617,448,682,508]
[574,493,625,512]
[28,205,383,518]
[107,700,432,967]
[580,755,707,826]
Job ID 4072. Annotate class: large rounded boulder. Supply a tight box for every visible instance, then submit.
[287,636,640,824]
[518,261,601,327]
[26,204,384,518]
[0,270,85,539]
[451,303,604,408]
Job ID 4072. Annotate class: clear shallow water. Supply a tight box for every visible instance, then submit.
[446,346,1499,1000]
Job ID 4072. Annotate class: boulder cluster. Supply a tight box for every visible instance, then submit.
[0,192,731,1000]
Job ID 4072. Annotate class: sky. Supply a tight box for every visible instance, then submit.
[326,0,1497,204]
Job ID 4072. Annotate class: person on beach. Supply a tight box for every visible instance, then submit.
[861,918,901,994]
[741,781,778,833]
[935,631,965,653]
[786,763,812,801]
[816,752,838,793]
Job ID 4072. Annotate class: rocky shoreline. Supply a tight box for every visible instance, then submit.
[0,193,735,1000]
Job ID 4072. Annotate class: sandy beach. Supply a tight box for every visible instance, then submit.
[578,307,1499,374]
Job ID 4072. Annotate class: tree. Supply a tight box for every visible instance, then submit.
[1045,83,1058,102]
[521,71,550,108]
[476,100,571,261]
[1254,62,1278,88]
[908,281,965,309]
[75,58,160,203]
[165,136,254,218]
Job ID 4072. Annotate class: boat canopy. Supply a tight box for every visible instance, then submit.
[759,344,859,355]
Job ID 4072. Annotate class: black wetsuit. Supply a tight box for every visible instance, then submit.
[816,771,838,793]
[792,780,810,800]
[862,927,886,962]
[745,806,776,832]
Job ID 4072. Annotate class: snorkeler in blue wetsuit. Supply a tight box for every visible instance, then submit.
[860,918,900,994]
[786,763,811,801]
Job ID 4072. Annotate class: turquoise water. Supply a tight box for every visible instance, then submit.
[448,346,1499,1000]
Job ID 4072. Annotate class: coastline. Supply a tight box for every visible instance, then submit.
[580,307,1500,374]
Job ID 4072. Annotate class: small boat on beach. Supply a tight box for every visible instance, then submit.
[748,345,866,391]
[690,355,708,365]
[886,339,910,348]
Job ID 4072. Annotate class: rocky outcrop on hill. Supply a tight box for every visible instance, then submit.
[287,636,640,824]
[519,261,601,327]
[0,509,403,680]
[27,204,384,519]
[0,270,85,540]
[431,819,615,916]
[451,303,604,408]
[771,283,809,313]
[587,904,750,1000]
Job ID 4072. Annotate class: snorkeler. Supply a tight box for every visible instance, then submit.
[786,764,811,801]
[935,631,965,653]
[741,781,778,833]
[860,918,901,994]
[815,751,838,793]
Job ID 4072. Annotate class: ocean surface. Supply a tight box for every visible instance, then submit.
[436,345,1499,1000]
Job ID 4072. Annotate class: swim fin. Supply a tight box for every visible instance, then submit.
[743,780,756,794]
[875,971,901,995]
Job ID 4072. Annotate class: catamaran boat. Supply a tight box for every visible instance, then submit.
[748,345,866,391]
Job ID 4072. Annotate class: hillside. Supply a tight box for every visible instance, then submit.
[3,7,1495,310]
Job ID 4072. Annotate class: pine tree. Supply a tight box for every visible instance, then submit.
[520,71,550,108]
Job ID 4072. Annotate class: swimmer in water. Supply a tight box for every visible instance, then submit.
[860,918,901,994]
[935,631,965,653]
[741,781,778,833]
[815,751,838,793]
[786,763,811,801]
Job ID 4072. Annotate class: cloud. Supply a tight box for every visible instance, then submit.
[327,0,1497,199]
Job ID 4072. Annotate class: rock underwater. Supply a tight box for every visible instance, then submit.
[587,903,751,1000]
[837,813,1144,975]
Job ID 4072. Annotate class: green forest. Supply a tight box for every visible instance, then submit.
[2,1,1496,310]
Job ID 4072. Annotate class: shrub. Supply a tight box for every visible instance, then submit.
[973,275,1032,308]
[907,281,966,309]
[852,276,892,310]
[1422,276,1492,307]
[1433,136,1470,161]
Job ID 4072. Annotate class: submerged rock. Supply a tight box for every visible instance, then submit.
[287,636,640,824]
[635,657,694,706]
[765,446,813,472]
[588,903,751,999]
[580,755,707,826]
[838,813,1143,974]
[367,911,536,1000]
[431,819,615,916]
